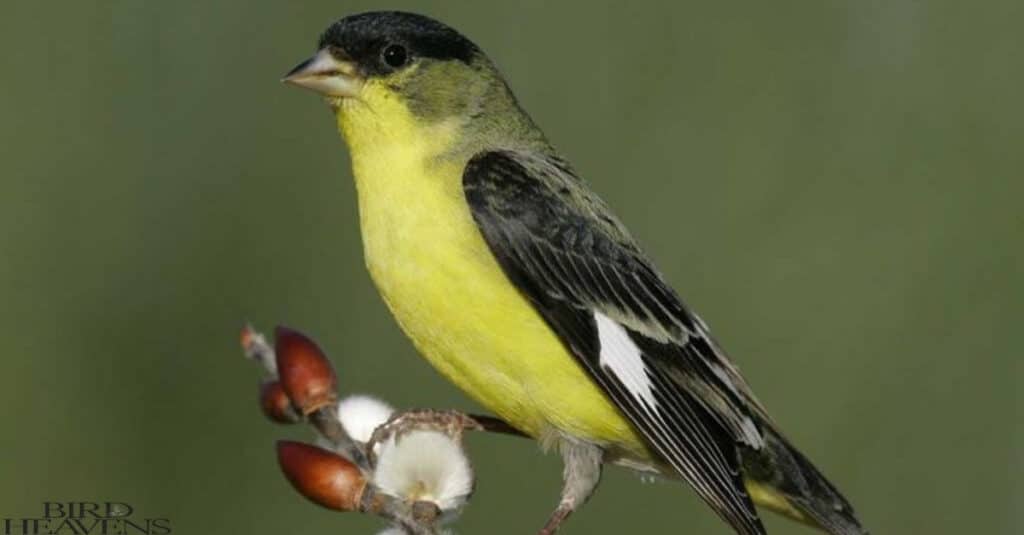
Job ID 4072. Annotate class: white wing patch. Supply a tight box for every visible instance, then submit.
[594,312,657,408]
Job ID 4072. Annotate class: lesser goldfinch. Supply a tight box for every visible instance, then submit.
[283,11,867,535]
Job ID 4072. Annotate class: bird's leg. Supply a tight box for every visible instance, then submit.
[538,438,604,535]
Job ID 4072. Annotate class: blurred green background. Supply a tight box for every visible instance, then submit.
[1,1,1020,534]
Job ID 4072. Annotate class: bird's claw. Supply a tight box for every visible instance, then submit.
[366,409,479,465]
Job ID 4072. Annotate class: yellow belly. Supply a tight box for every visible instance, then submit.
[337,102,643,454]
[363,167,640,449]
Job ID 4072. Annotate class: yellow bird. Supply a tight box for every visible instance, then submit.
[283,11,867,535]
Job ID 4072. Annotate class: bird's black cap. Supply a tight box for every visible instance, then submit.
[318,11,481,76]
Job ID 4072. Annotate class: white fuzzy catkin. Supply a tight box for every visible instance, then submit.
[372,430,474,514]
[336,394,395,443]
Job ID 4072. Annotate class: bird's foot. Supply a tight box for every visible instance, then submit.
[365,408,480,464]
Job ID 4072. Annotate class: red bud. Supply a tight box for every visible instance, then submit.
[276,441,366,511]
[274,326,338,415]
[259,380,300,424]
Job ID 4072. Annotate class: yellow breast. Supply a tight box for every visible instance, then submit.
[334,95,643,452]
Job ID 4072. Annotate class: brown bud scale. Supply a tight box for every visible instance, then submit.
[259,380,300,424]
[274,326,338,414]
[276,441,366,512]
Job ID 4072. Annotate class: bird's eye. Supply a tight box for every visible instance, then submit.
[381,44,409,68]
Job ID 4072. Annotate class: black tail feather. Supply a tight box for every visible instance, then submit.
[742,427,868,535]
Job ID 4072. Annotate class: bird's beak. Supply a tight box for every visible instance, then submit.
[282,48,362,98]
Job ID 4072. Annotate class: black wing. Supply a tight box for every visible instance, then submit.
[464,150,768,535]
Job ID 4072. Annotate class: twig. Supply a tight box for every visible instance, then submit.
[309,404,370,471]
[241,323,276,375]
[360,488,441,535]
[468,414,528,438]
[241,324,525,535]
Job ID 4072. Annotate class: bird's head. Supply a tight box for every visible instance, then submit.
[283,11,546,158]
